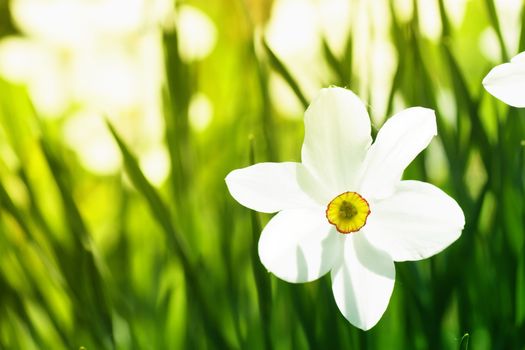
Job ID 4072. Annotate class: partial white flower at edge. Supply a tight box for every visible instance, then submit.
[225,87,465,330]
[483,51,525,107]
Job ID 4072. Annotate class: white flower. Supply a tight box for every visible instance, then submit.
[225,87,465,330]
[483,51,525,107]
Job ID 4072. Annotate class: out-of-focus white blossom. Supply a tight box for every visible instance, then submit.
[62,111,122,175]
[139,145,171,186]
[494,0,522,56]
[188,93,214,132]
[264,0,397,120]
[0,0,174,180]
[176,5,218,63]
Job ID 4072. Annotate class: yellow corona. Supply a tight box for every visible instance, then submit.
[326,192,371,233]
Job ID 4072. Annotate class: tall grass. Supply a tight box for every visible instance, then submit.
[0,0,524,349]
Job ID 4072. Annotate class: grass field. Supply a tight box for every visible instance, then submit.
[0,0,524,349]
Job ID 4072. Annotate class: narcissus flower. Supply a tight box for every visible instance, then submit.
[483,51,525,107]
[225,87,464,330]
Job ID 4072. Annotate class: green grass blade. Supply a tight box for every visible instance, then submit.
[249,139,273,350]
[459,333,469,350]
[0,178,32,238]
[262,40,308,109]
[519,3,525,51]
[162,28,192,204]
[484,0,509,60]
[253,41,278,161]
[39,139,115,348]
[106,121,190,263]
[436,0,451,39]
[321,38,346,86]
[107,121,234,349]
[441,45,492,170]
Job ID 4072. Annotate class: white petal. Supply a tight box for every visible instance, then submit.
[511,51,525,63]
[359,107,437,199]
[331,234,395,330]
[483,52,525,107]
[364,180,464,262]
[225,162,318,213]
[258,208,341,283]
[301,87,372,196]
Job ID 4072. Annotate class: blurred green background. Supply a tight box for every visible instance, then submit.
[0,0,524,349]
